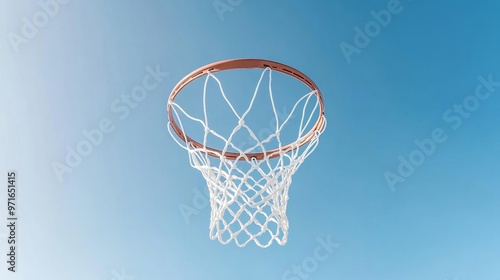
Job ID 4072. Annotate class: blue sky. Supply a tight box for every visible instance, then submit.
[1,0,500,279]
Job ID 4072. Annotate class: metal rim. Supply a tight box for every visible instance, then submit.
[167,58,326,160]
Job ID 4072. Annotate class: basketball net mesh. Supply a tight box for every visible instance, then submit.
[168,68,325,247]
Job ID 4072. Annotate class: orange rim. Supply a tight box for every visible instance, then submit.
[167,58,326,160]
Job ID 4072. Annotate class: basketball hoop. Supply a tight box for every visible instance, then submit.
[167,58,326,247]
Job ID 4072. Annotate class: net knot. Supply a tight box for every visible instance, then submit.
[238,119,245,127]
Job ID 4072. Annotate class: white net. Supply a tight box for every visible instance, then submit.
[168,67,326,247]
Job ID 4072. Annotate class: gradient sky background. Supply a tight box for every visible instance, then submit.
[1,0,500,279]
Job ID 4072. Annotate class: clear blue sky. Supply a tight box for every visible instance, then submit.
[1,0,500,279]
